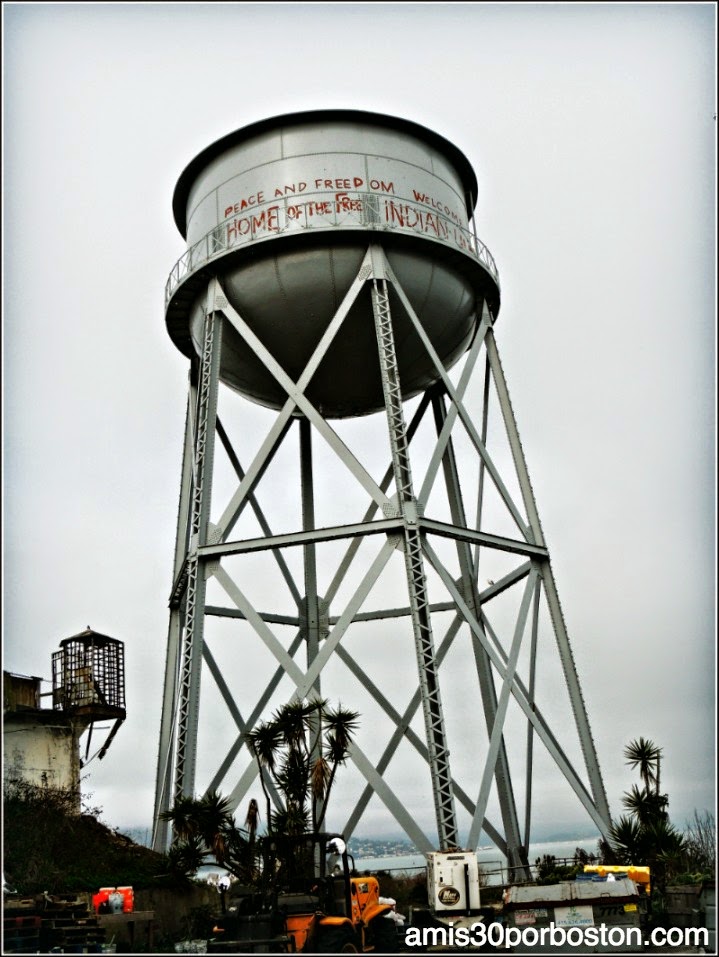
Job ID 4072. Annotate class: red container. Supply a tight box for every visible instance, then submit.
[116,886,134,913]
[93,888,114,913]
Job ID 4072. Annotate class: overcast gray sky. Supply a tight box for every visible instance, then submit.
[2,3,716,846]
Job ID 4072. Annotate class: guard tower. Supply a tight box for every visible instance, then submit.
[4,628,126,806]
[152,111,612,869]
[52,628,126,762]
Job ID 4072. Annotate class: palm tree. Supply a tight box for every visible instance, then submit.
[275,746,311,834]
[624,738,662,793]
[160,790,257,882]
[195,791,234,866]
[609,737,686,899]
[608,815,647,864]
[621,784,668,826]
[161,793,202,843]
[166,833,206,881]
[245,698,359,837]
[246,718,283,830]
[310,755,332,832]
[315,704,359,831]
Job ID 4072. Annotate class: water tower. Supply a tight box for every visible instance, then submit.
[152,111,611,869]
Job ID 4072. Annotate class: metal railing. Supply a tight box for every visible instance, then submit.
[165,188,499,307]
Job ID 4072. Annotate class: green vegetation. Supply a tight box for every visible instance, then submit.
[161,697,360,881]
[3,778,174,895]
[600,737,715,917]
[603,738,683,883]
[677,808,716,881]
[160,789,258,884]
[246,697,359,835]
[534,846,598,885]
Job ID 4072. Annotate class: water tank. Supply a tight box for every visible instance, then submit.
[166,110,500,418]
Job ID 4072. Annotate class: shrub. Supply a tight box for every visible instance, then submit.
[3,778,174,894]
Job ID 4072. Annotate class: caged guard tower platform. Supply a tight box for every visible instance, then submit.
[152,111,612,870]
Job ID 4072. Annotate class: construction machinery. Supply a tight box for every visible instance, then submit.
[408,849,492,935]
[426,850,482,915]
[208,833,398,953]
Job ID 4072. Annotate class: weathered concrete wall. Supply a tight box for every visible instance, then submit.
[3,717,83,799]
[76,885,218,951]
[134,885,219,948]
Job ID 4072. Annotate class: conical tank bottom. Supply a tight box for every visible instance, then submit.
[188,240,478,418]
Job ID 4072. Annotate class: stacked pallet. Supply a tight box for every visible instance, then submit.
[3,912,41,953]
[3,893,107,954]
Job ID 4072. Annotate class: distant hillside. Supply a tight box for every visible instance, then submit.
[121,826,154,848]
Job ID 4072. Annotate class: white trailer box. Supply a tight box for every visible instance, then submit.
[426,851,482,913]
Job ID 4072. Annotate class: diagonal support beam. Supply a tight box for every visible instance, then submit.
[216,417,302,606]
[338,616,507,855]
[478,610,595,809]
[423,540,611,838]
[205,632,305,799]
[324,391,433,606]
[213,272,393,524]
[384,260,530,540]
[418,302,491,508]
[213,565,307,687]
[486,329,611,826]
[201,641,283,812]
[467,570,537,849]
[349,743,436,853]
[216,402,294,541]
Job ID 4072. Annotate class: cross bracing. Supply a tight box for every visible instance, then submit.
[152,246,612,868]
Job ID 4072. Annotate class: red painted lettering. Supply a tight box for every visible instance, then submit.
[335,193,363,213]
[370,179,395,193]
[224,193,265,217]
[383,201,449,240]
[274,182,308,197]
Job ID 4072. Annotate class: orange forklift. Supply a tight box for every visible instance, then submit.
[208,832,399,953]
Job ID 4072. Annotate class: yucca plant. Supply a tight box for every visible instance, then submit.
[159,790,257,882]
[245,697,359,837]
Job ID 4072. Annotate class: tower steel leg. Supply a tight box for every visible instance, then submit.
[173,306,222,806]
[369,250,458,850]
[300,416,324,827]
[300,416,322,698]
[485,329,611,824]
[152,377,196,851]
[432,392,530,875]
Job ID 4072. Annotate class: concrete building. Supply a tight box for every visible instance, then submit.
[4,671,86,802]
[3,629,126,810]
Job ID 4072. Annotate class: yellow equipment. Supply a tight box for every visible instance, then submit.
[583,864,651,895]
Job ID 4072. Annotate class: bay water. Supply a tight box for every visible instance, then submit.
[354,836,601,886]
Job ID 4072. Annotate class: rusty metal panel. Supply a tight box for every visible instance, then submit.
[3,672,42,712]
